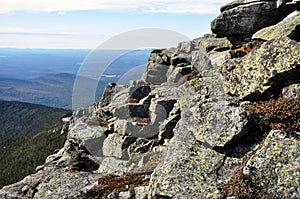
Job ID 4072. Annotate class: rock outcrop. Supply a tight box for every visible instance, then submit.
[1,0,299,198]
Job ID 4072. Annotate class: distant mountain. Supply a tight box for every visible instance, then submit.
[0,49,151,109]
[0,48,90,80]
[0,73,94,109]
[0,100,69,188]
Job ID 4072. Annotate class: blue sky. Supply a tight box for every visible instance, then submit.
[0,0,231,49]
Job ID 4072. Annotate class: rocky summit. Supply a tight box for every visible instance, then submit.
[1,0,299,198]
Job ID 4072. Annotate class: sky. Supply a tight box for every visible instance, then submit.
[0,0,232,49]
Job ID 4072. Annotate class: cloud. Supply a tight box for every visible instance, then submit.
[0,26,33,33]
[0,26,71,36]
[0,0,232,14]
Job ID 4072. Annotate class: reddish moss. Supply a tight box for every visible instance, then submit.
[127,98,139,104]
[244,97,300,132]
[222,166,277,199]
[132,117,151,124]
[84,172,151,199]
[98,119,109,127]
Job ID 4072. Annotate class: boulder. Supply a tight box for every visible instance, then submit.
[243,130,300,198]
[220,37,300,100]
[282,83,300,98]
[149,131,225,198]
[211,0,297,37]
[253,11,300,41]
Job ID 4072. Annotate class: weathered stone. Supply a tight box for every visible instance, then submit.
[253,11,300,41]
[195,101,252,148]
[118,191,132,199]
[211,0,297,37]
[196,34,232,52]
[243,130,300,198]
[149,131,225,198]
[134,186,149,199]
[141,63,169,85]
[0,170,101,199]
[220,37,300,100]
[100,83,127,107]
[102,134,136,159]
[282,83,300,98]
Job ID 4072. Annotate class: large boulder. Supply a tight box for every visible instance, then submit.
[243,130,300,199]
[220,37,300,100]
[253,10,300,41]
[211,0,298,37]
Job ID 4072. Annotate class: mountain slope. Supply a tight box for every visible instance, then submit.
[0,100,69,139]
[0,100,69,188]
[0,127,67,188]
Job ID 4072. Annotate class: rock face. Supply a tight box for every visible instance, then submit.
[253,10,300,41]
[211,0,299,39]
[1,0,300,198]
[243,130,300,199]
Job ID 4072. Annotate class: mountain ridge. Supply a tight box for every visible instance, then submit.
[0,0,299,198]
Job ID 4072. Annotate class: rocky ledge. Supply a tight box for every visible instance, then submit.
[1,0,299,198]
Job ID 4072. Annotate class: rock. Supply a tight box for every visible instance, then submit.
[149,131,225,198]
[243,130,300,198]
[282,83,300,98]
[118,191,132,199]
[220,37,300,100]
[100,83,127,107]
[141,63,170,85]
[195,102,252,148]
[102,134,136,159]
[196,34,232,52]
[0,170,102,199]
[211,0,297,37]
[107,192,117,199]
[141,49,175,85]
[134,186,149,199]
[253,11,300,41]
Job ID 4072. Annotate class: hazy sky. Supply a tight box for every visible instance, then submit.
[0,0,231,49]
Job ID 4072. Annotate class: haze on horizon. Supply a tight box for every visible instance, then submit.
[0,0,231,49]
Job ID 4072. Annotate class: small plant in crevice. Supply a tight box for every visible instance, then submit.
[83,172,151,199]
[244,97,300,133]
[222,166,277,199]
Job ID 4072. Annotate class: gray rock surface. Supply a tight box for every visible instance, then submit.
[283,83,300,98]
[253,10,300,41]
[211,0,298,37]
[220,37,300,100]
[243,130,300,199]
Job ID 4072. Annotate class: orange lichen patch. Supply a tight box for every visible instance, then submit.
[132,117,151,124]
[98,119,109,127]
[127,98,139,104]
[233,45,255,54]
[84,172,151,199]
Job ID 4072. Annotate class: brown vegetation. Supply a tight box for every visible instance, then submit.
[234,45,255,54]
[127,98,139,104]
[132,117,151,124]
[98,119,110,127]
[84,172,151,199]
[244,97,300,132]
[176,69,200,86]
[222,165,277,199]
